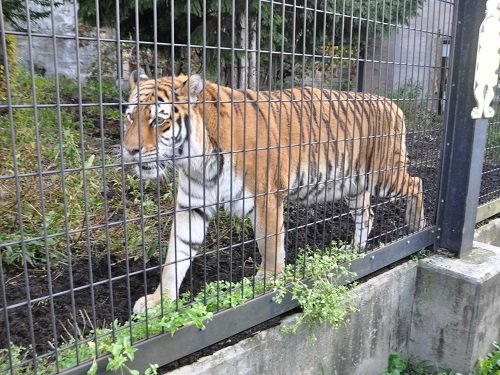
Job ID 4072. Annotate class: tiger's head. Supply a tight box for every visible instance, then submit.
[122,71,204,179]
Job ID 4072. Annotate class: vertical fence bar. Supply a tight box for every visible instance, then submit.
[437,0,489,257]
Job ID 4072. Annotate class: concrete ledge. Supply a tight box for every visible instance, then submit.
[169,262,419,375]
[167,221,500,375]
[474,217,500,246]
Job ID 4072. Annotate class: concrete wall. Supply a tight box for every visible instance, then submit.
[410,245,500,372]
[169,262,419,375]
[363,0,454,102]
[168,221,500,375]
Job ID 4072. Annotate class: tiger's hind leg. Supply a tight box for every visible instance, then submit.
[405,175,426,232]
[375,172,426,233]
[347,190,374,248]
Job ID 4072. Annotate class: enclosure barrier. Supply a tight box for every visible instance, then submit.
[0,0,497,373]
[477,81,500,223]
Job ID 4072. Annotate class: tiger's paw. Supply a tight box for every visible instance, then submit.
[255,266,283,283]
[133,294,160,314]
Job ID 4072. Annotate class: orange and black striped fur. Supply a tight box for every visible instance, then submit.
[123,72,425,313]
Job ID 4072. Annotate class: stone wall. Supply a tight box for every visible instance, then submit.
[14,3,113,81]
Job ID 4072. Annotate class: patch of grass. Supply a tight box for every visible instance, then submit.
[383,344,500,375]
[472,342,500,375]
[383,353,456,375]
[0,69,170,269]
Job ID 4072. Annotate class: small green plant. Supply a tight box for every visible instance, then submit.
[383,343,500,375]
[0,245,358,374]
[384,352,409,375]
[383,353,458,375]
[473,342,500,375]
[274,244,359,342]
[0,344,29,373]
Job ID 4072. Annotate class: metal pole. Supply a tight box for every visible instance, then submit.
[436,0,491,257]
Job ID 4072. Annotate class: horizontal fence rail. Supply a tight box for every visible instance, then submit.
[0,0,465,373]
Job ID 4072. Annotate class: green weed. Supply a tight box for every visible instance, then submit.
[0,244,357,375]
[383,353,456,375]
[0,69,169,268]
[383,344,500,375]
[376,80,441,131]
[473,342,500,375]
[274,244,359,342]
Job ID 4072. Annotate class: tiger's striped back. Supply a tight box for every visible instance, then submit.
[123,73,425,313]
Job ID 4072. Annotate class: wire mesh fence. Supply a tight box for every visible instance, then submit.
[479,73,500,206]
[0,0,470,373]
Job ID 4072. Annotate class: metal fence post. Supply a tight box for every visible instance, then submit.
[437,0,492,257]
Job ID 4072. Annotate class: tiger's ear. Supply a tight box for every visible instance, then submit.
[129,70,149,91]
[179,74,204,100]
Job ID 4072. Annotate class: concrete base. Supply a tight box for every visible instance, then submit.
[167,222,500,375]
[474,218,500,246]
[169,262,419,375]
[410,243,500,373]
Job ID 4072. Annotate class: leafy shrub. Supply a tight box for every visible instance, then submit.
[473,342,500,375]
[378,80,441,130]
[274,245,359,341]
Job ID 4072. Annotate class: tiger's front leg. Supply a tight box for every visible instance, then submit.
[133,203,210,314]
[254,194,285,278]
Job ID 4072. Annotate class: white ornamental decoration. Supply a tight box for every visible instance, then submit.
[471,0,500,119]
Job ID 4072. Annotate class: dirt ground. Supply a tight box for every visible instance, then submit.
[1,127,499,366]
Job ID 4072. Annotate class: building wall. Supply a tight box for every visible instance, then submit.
[363,0,454,104]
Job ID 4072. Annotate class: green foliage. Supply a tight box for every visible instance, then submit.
[0,246,357,374]
[473,342,500,375]
[380,80,441,130]
[0,344,29,374]
[384,352,409,375]
[0,68,165,268]
[383,353,457,375]
[0,0,63,31]
[485,125,500,162]
[77,0,424,87]
[274,245,359,342]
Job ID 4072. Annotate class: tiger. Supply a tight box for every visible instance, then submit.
[122,71,425,313]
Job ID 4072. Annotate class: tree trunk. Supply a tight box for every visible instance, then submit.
[248,19,257,91]
[238,12,247,89]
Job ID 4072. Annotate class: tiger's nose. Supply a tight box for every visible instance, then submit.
[124,144,140,156]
